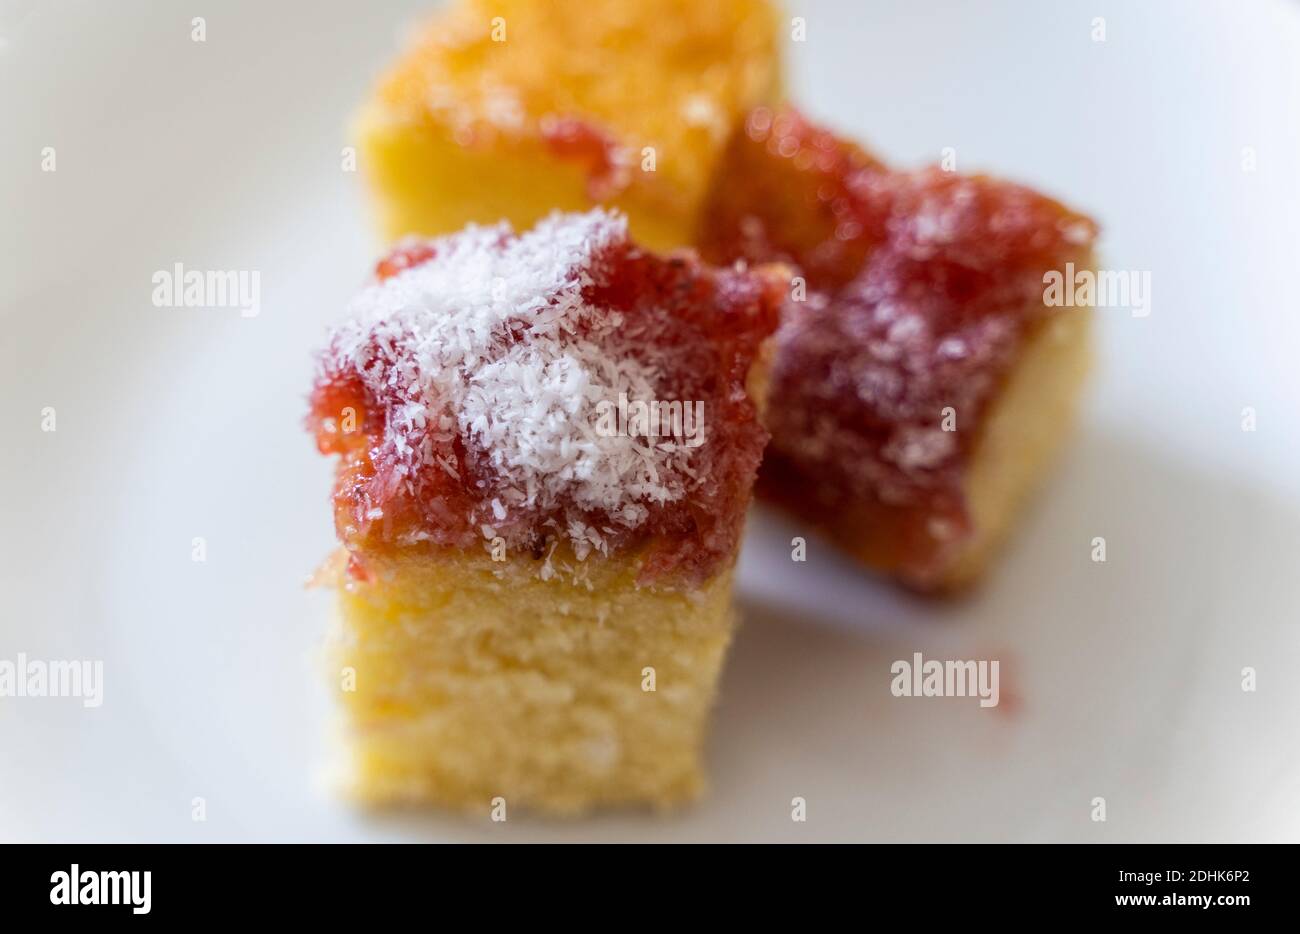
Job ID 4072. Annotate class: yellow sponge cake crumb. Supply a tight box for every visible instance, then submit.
[326,546,736,813]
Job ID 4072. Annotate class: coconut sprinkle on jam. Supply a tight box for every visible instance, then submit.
[309,210,784,583]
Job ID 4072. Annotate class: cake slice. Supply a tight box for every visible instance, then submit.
[698,108,1099,589]
[308,210,785,812]
[355,0,782,252]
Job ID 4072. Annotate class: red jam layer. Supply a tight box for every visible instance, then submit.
[698,107,1097,578]
[309,224,783,585]
[539,115,630,201]
[373,243,437,282]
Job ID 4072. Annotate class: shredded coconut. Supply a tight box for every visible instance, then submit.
[322,209,696,551]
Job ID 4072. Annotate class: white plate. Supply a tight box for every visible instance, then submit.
[3,0,1298,842]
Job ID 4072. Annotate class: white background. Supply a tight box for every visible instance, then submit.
[2,0,1298,841]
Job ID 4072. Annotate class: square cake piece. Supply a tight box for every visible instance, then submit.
[308,210,785,812]
[698,108,1099,589]
[355,0,782,252]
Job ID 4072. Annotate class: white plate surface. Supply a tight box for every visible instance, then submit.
[2,0,1298,841]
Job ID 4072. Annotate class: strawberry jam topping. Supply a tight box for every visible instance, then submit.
[540,115,630,201]
[374,243,437,282]
[309,214,783,585]
[698,107,1097,580]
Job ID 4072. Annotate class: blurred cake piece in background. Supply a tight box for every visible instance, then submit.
[699,107,1099,590]
[355,0,782,251]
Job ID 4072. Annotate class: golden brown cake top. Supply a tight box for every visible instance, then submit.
[371,0,781,198]
[698,107,1098,545]
[310,210,785,584]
